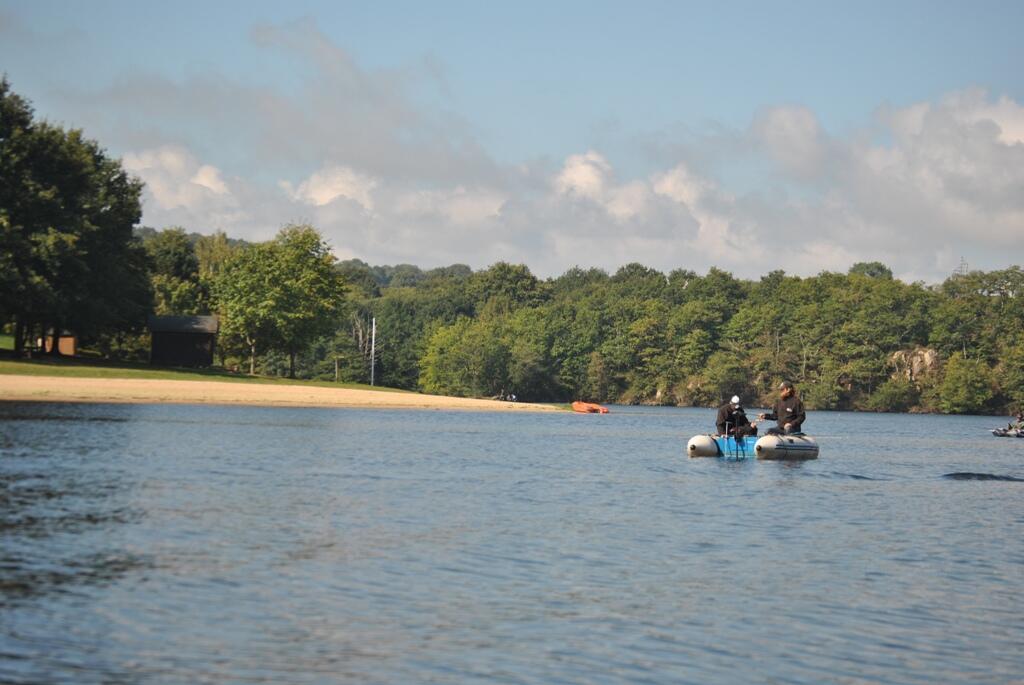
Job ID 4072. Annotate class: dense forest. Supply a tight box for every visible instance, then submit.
[272,257,1024,415]
[3,77,1022,414]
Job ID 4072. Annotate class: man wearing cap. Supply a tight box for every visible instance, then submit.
[716,395,757,438]
[759,381,806,435]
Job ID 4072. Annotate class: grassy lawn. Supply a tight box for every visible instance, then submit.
[0,356,409,393]
[0,334,13,351]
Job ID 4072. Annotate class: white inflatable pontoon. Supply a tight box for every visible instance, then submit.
[753,433,819,460]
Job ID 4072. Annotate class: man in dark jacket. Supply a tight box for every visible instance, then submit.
[716,395,758,438]
[759,381,806,434]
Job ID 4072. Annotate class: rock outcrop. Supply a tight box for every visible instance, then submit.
[891,347,940,383]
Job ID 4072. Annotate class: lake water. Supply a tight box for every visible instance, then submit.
[1,402,1022,684]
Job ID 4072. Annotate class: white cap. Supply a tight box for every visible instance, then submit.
[731,395,740,405]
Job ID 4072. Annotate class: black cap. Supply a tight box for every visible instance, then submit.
[779,380,794,390]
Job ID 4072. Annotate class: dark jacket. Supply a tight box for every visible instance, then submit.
[716,404,750,435]
[765,396,806,432]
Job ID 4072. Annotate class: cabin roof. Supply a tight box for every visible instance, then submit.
[148,315,219,334]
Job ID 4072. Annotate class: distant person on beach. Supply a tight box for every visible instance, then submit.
[759,381,806,435]
[716,395,757,438]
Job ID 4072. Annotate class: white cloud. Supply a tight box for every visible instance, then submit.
[605,181,651,221]
[554,151,611,200]
[651,164,754,261]
[395,186,506,225]
[552,151,652,221]
[123,145,235,212]
[942,89,1024,145]
[652,164,713,207]
[94,23,1024,282]
[280,165,378,210]
[191,165,228,195]
[886,101,930,139]
[753,105,827,178]
[843,91,1024,248]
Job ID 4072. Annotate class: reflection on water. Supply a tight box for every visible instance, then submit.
[1,402,1022,684]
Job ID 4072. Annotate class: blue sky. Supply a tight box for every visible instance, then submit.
[2,1,1023,280]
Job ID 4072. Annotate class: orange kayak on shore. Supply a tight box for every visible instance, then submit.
[572,401,609,414]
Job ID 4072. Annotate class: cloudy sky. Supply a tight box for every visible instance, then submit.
[2,0,1022,281]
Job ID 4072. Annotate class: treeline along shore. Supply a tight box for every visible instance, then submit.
[2,77,1022,415]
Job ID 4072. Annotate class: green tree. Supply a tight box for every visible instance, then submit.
[216,226,345,377]
[621,299,673,403]
[548,298,605,397]
[939,355,994,414]
[0,78,150,354]
[697,351,752,407]
[195,230,243,283]
[468,262,547,309]
[0,77,34,339]
[504,307,560,401]
[143,227,206,315]
[610,263,666,300]
[864,379,920,412]
[849,261,894,279]
[801,359,846,410]
[272,225,347,377]
[419,316,510,398]
[144,227,198,280]
[997,341,1024,409]
[582,351,611,402]
[215,242,283,374]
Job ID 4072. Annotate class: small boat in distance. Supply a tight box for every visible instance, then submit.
[572,401,609,414]
[991,427,1024,438]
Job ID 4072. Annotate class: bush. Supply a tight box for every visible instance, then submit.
[863,379,920,412]
[939,355,994,414]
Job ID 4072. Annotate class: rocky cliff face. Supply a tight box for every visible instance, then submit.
[891,347,941,383]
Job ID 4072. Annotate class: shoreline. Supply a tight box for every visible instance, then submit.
[0,374,561,412]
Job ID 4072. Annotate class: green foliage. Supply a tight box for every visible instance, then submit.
[215,241,282,373]
[214,225,345,377]
[997,340,1024,409]
[849,261,894,279]
[194,230,243,282]
[141,227,208,315]
[700,351,752,406]
[2,80,1018,415]
[144,227,198,280]
[939,355,994,414]
[864,379,920,413]
[273,225,346,366]
[0,77,151,354]
[420,317,510,398]
[611,263,666,300]
[800,360,846,410]
[149,274,205,316]
[583,351,611,402]
[468,262,547,309]
[348,258,1020,413]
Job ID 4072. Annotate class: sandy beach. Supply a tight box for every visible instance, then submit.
[0,374,561,412]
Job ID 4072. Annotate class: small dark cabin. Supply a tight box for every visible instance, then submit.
[148,315,219,367]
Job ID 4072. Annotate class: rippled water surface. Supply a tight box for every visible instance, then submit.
[1,402,1022,684]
